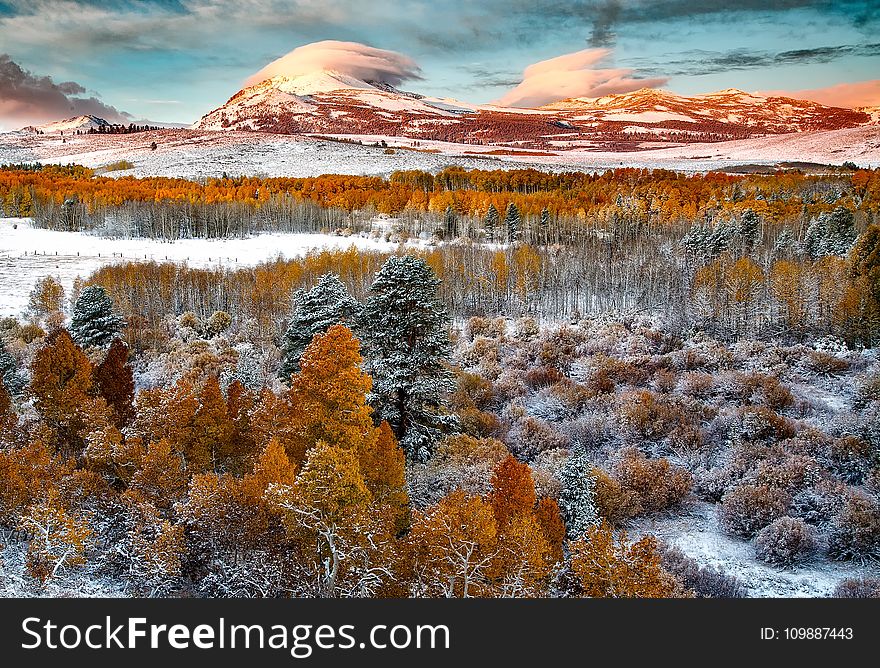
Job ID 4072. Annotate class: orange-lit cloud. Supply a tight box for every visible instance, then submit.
[760,80,880,109]
[245,40,422,87]
[494,48,667,108]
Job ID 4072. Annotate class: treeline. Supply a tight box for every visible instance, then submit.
[78,216,880,352]
[1,164,879,240]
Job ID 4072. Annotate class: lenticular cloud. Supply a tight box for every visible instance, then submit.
[495,48,667,108]
[245,40,423,87]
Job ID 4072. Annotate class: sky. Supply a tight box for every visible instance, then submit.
[0,0,878,128]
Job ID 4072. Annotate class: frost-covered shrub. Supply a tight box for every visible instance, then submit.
[556,411,615,453]
[825,436,874,484]
[805,350,849,376]
[523,366,564,389]
[652,368,679,393]
[506,416,570,460]
[616,390,686,443]
[493,369,528,402]
[827,492,880,561]
[854,373,880,409]
[720,484,790,538]
[832,578,880,598]
[753,375,795,411]
[548,379,592,413]
[754,517,815,567]
[755,455,821,494]
[789,478,848,527]
[591,466,640,525]
[667,424,706,455]
[659,544,745,598]
[733,406,796,443]
[612,447,692,514]
[535,326,586,372]
[512,316,539,342]
[679,371,714,399]
[530,448,569,499]
[204,310,232,338]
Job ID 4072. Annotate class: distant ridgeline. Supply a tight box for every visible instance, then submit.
[85,124,162,135]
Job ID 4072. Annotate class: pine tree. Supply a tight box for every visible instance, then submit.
[484,204,500,242]
[558,448,598,538]
[93,338,135,429]
[738,208,761,249]
[505,202,522,243]
[805,206,857,258]
[0,338,26,396]
[279,274,360,381]
[70,285,124,348]
[360,256,457,460]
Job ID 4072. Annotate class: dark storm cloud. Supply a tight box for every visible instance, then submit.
[628,42,880,77]
[0,54,131,127]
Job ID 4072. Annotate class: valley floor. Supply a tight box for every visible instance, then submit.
[1,125,879,180]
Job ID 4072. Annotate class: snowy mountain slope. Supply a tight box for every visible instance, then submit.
[195,70,460,134]
[195,73,873,150]
[22,115,112,134]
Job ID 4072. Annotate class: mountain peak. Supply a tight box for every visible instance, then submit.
[23,115,111,134]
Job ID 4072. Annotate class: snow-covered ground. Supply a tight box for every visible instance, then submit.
[633,502,876,598]
[1,124,878,180]
[0,218,414,317]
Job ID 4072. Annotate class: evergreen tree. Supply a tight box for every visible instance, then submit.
[505,202,522,243]
[360,256,457,461]
[278,274,360,381]
[484,204,500,242]
[70,285,124,348]
[804,206,857,258]
[737,208,761,250]
[558,448,598,539]
[0,338,26,396]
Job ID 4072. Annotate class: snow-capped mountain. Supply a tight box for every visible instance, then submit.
[22,115,112,134]
[544,88,870,135]
[192,76,875,151]
[195,70,460,134]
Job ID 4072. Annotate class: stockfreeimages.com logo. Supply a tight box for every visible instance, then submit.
[22,617,450,658]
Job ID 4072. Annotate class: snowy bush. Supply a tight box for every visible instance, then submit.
[832,577,880,598]
[612,447,692,514]
[506,415,570,460]
[720,484,790,538]
[754,517,816,567]
[659,544,745,598]
[827,492,880,561]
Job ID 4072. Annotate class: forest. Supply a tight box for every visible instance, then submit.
[1,164,880,597]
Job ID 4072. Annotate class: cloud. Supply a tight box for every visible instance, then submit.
[628,42,880,77]
[760,80,880,108]
[494,48,667,108]
[245,40,423,87]
[0,54,131,127]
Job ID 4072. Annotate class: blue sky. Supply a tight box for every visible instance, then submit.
[0,0,878,125]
